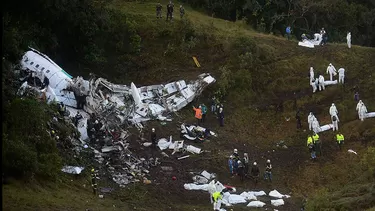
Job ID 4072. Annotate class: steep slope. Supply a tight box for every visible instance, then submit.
[3,1,375,211]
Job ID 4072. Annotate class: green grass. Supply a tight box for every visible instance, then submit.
[4,1,375,211]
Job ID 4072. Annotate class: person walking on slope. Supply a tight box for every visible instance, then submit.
[286,26,292,40]
[179,5,185,19]
[312,117,321,134]
[243,153,249,176]
[218,107,224,127]
[166,1,174,21]
[308,112,315,131]
[307,135,317,160]
[264,159,272,182]
[336,132,345,150]
[312,132,321,156]
[332,114,339,131]
[151,128,157,147]
[346,32,351,49]
[232,149,239,175]
[228,155,234,177]
[329,103,339,118]
[201,104,207,123]
[338,68,345,84]
[91,168,98,195]
[326,63,337,81]
[192,105,202,125]
[237,160,245,181]
[358,102,368,121]
[212,191,223,211]
[156,3,162,19]
[309,67,315,84]
[211,96,217,113]
[250,162,260,184]
[318,75,325,91]
[356,100,364,120]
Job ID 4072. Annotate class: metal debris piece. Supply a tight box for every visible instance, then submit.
[178,155,190,160]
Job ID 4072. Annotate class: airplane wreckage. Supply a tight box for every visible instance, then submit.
[17,48,215,136]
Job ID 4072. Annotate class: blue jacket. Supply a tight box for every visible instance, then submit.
[286,27,291,34]
[228,159,233,172]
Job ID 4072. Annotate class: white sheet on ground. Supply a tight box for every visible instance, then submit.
[298,40,315,48]
[228,194,247,204]
[317,124,333,133]
[365,112,375,118]
[240,192,257,201]
[61,166,85,174]
[247,201,266,207]
[269,190,291,198]
[184,183,208,191]
[271,199,285,206]
[186,145,202,154]
[157,138,172,150]
[324,80,338,86]
[248,190,267,196]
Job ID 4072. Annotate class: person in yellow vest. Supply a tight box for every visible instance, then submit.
[212,191,223,211]
[192,105,202,125]
[307,135,316,160]
[312,132,321,156]
[336,132,345,150]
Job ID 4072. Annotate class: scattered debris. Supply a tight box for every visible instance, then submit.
[271,199,285,206]
[276,141,288,149]
[192,56,201,67]
[178,155,190,160]
[348,149,358,155]
[61,166,85,174]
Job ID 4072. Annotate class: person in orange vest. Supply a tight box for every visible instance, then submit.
[193,105,202,125]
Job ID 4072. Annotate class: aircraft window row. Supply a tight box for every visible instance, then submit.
[28,61,50,74]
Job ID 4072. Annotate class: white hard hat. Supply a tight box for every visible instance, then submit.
[253,162,257,165]
[152,128,155,132]
[95,120,99,124]
[244,153,248,156]
[238,160,241,164]
[332,103,335,106]
[234,149,238,153]
[329,63,332,66]
[229,155,233,158]
[267,159,271,163]
[219,107,223,112]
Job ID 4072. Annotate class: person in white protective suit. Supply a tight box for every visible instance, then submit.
[332,114,339,131]
[338,68,345,84]
[356,100,364,120]
[312,117,321,134]
[308,112,315,130]
[329,103,339,119]
[318,75,325,91]
[359,102,368,121]
[346,32,351,48]
[311,78,317,93]
[309,67,315,83]
[326,63,337,81]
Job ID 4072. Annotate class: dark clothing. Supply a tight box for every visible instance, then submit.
[354,93,359,101]
[251,166,260,177]
[218,111,224,126]
[238,165,245,181]
[75,114,83,126]
[166,3,174,21]
[296,111,302,129]
[151,132,157,145]
[91,172,98,195]
[156,5,162,11]
[180,7,185,18]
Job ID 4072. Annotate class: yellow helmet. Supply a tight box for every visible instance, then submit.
[91,168,95,172]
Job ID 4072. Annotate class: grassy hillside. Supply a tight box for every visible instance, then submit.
[3,1,375,211]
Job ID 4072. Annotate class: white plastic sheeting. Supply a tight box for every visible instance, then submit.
[240,192,257,201]
[157,138,172,150]
[317,124,334,133]
[61,166,85,174]
[247,201,266,207]
[186,145,202,154]
[228,194,247,204]
[365,112,375,118]
[271,199,285,206]
[184,183,209,191]
[249,190,267,196]
[269,190,291,199]
[324,80,338,86]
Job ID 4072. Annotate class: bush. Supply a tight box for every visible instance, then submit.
[2,98,62,180]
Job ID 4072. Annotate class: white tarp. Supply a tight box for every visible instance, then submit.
[317,124,334,133]
[247,201,266,207]
[228,194,247,204]
[240,192,257,201]
[248,191,267,196]
[271,199,285,206]
[157,138,172,150]
[184,183,209,191]
[365,112,375,118]
[324,80,338,86]
[61,166,85,174]
[269,190,291,199]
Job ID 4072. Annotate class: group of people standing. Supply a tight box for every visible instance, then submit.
[192,96,224,127]
[228,149,272,183]
[156,1,185,21]
[309,63,345,93]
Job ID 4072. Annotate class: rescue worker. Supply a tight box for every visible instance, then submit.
[243,153,249,176]
[51,130,56,138]
[179,5,185,19]
[329,103,339,119]
[263,159,272,182]
[309,67,314,84]
[356,100,363,119]
[354,92,359,102]
[201,104,207,123]
[211,96,217,113]
[312,132,321,156]
[285,26,291,40]
[358,102,368,121]
[250,162,260,184]
[166,1,174,21]
[318,75,325,91]
[320,28,327,45]
[156,3,162,19]
[74,111,83,127]
[338,68,345,84]
[311,78,317,93]
[232,149,239,175]
[296,110,302,129]
[332,114,339,131]
[336,132,344,150]
[212,191,223,211]
[58,102,66,116]
[193,105,202,125]
[237,160,245,181]
[326,63,337,81]
[218,107,224,127]
[228,155,234,177]
[312,117,321,134]
[308,112,315,131]
[301,33,307,41]
[151,128,157,147]
[346,32,351,49]
[307,135,316,160]
[91,168,98,195]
